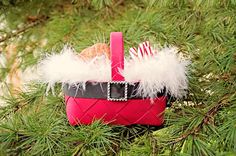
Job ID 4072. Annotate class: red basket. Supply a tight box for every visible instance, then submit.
[63,32,167,126]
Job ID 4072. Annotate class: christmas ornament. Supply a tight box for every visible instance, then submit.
[39,32,189,126]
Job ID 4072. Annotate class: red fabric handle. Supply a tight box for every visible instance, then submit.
[110,32,124,81]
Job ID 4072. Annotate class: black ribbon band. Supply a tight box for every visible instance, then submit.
[63,82,166,99]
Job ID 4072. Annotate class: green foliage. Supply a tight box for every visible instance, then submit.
[0,0,236,155]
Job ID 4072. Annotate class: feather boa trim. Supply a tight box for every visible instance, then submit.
[39,45,189,98]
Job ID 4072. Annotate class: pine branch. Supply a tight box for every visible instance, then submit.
[0,0,235,155]
[168,94,231,145]
[0,84,46,119]
[0,15,49,43]
[150,134,158,155]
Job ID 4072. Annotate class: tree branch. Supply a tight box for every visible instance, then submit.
[0,16,48,43]
[168,94,230,145]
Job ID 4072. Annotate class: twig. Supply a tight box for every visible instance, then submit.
[114,0,124,6]
[100,0,124,16]
[151,135,158,155]
[168,94,230,145]
[0,16,48,43]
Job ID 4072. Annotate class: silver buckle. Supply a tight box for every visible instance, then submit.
[107,81,128,101]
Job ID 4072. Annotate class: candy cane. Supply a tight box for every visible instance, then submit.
[137,44,144,59]
[143,41,152,56]
[129,41,155,59]
[140,42,150,59]
[129,47,138,59]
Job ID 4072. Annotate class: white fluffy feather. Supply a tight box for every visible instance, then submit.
[38,46,111,89]
[122,47,189,98]
[39,45,189,98]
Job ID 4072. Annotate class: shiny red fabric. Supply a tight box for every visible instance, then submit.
[65,95,166,126]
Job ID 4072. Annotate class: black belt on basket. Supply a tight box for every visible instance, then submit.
[63,82,166,101]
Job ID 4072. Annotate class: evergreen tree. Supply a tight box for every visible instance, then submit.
[0,0,235,155]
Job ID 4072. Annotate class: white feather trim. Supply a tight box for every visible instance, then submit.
[122,47,189,98]
[38,45,189,98]
[38,46,111,88]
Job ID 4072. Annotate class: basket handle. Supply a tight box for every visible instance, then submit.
[110,32,124,81]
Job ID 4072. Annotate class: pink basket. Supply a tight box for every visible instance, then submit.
[64,32,167,126]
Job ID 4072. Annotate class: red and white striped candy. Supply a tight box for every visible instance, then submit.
[138,43,144,59]
[129,41,155,60]
[143,41,153,56]
[129,47,138,59]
